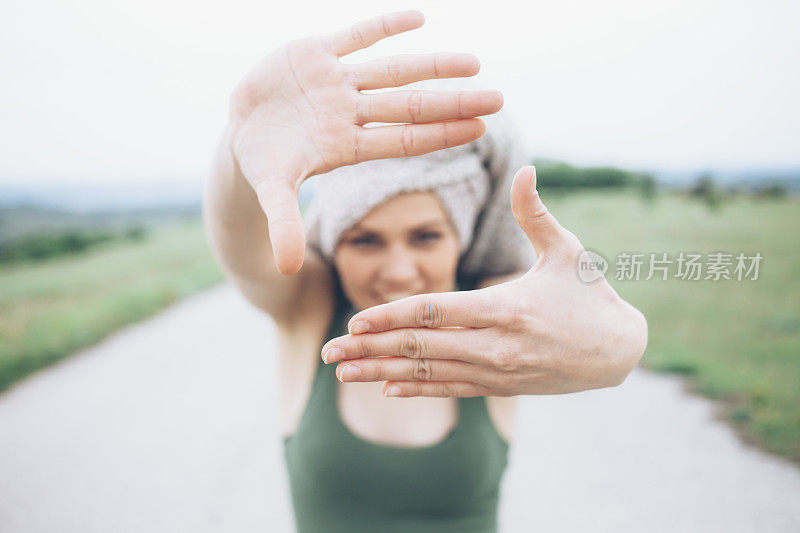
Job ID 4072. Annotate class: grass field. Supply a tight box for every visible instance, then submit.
[1,192,798,463]
[545,190,800,463]
[0,219,223,393]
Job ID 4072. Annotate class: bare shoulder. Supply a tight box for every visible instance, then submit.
[486,396,520,444]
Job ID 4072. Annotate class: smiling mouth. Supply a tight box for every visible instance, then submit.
[379,292,418,303]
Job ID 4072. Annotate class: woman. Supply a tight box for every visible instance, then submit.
[204,10,648,532]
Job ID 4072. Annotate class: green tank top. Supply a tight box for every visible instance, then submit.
[283,282,510,532]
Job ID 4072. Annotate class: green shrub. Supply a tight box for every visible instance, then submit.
[689,173,724,212]
[0,227,148,264]
[533,159,655,191]
[753,181,788,200]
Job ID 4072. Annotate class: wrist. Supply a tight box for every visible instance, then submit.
[205,130,263,230]
[212,124,252,196]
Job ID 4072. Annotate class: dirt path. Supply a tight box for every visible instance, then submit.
[1,284,799,532]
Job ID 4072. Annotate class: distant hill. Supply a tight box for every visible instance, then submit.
[0,179,203,211]
[0,165,795,226]
[0,176,318,212]
[0,177,319,244]
[653,167,800,191]
[0,205,200,244]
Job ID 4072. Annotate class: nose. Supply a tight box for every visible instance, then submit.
[379,245,419,286]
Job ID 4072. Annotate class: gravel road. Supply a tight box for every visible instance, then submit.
[1,284,799,532]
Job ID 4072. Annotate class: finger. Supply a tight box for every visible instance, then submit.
[346,290,496,334]
[382,381,493,398]
[252,179,306,275]
[321,327,494,365]
[347,53,480,90]
[322,10,425,57]
[352,119,486,162]
[355,89,503,125]
[510,165,580,261]
[335,357,496,386]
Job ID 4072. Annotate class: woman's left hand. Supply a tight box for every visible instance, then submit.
[320,166,649,398]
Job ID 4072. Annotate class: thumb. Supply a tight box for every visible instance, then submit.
[510,165,574,260]
[253,179,306,276]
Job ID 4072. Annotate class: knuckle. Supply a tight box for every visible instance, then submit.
[316,35,335,55]
[342,66,359,88]
[529,190,550,219]
[500,303,538,335]
[407,91,423,122]
[372,363,386,381]
[352,128,364,162]
[492,373,516,396]
[350,27,366,47]
[495,303,525,332]
[385,57,401,86]
[415,298,443,328]
[356,338,371,359]
[400,329,424,358]
[400,125,414,156]
[354,97,368,124]
[515,196,547,227]
[493,345,521,373]
[439,382,457,397]
[412,358,433,381]
[560,229,584,259]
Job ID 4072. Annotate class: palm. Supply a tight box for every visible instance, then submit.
[226,11,504,275]
[232,40,353,180]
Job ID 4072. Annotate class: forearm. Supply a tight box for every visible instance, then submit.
[202,127,300,313]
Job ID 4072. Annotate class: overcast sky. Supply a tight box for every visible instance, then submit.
[1,0,798,185]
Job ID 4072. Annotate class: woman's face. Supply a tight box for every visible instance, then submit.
[333,191,460,311]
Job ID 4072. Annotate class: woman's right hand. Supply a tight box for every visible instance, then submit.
[225,10,504,275]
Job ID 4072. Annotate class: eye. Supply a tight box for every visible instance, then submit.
[413,231,442,244]
[349,234,382,248]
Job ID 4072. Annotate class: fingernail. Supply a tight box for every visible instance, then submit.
[531,165,537,191]
[338,364,361,381]
[349,321,369,334]
[384,385,401,397]
[324,347,344,363]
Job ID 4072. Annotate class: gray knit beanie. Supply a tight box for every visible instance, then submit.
[303,79,536,283]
